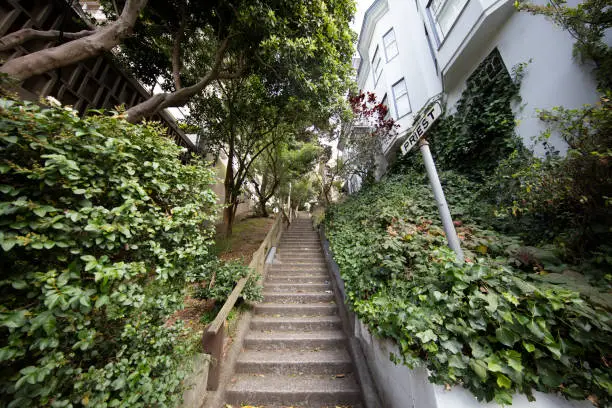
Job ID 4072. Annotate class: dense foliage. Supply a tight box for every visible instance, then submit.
[190,259,262,303]
[482,94,612,264]
[325,172,612,405]
[0,99,219,407]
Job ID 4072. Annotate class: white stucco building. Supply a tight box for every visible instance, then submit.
[348,0,600,190]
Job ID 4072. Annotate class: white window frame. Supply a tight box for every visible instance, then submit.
[392,78,411,118]
[372,46,383,85]
[426,0,469,44]
[383,28,399,62]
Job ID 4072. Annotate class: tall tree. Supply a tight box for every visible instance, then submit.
[248,140,321,216]
[0,0,356,123]
[188,75,291,235]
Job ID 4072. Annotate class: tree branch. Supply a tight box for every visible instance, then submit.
[125,36,234,123]
[0,0,148,81]
[0,29,96,52]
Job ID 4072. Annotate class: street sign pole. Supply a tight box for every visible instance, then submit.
[418,138,464,261]
[401,99,464,262]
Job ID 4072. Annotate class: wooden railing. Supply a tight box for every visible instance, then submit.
[201,213,287,390]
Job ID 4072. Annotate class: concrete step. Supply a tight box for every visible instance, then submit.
[244,330,347,350]
[275,257,326,264]
[225,373,362,407]
[277,244,321,249]
[279,243,321,248]
[254,303,338,316]
[268,265,328,271]
[250,316,342,331]
[272,261,327,268]
[235,349,353,375]
[263,292,335,303]
[265,283,330,292]
[277,249,323,254]
[265,275,330,284]
[277,250,324,255]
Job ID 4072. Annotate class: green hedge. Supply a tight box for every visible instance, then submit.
[325,172,611,405]
[0,99,218,407]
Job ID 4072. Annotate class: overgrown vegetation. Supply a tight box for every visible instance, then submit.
[325,173,611,405]
[0,98,222,406]
[326,0,612,405]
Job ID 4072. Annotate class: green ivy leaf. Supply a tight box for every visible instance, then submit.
[496,327,519,346]
[469,359,488,381]
[497,374,512,389]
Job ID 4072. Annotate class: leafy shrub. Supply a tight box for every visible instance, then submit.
[485,94,612,264]
[191,259,262,303]
[325,172,612,405]
[0,99,219,407]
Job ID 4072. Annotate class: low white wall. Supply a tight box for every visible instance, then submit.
[354,319,591,408]
[354,319,437,408]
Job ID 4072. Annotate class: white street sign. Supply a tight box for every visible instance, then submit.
[400,101,443,155]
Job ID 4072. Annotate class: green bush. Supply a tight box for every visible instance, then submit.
[0,99,219,407]
[191,259,262,303]
[325,172,612,405]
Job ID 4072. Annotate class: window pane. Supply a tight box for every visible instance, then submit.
[392,79,408,98]
[393,79,411,117]
[432,0,468,37]
[383,29,399,60]
[383,30,396,47]
[396,94,411,116]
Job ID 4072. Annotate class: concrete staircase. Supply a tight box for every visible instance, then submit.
[225,216,364,407]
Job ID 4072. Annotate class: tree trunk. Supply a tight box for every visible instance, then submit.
[223,133,236,237]
[0,0,147,81]
[259,199,269,217]
[0,29,95,52]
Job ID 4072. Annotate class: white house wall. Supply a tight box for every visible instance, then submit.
[355,0,601,167]
[359,0,443,146]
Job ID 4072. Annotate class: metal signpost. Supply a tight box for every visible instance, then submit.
[401,99,464,262]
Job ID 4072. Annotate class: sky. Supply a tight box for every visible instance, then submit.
[351,0,373,34]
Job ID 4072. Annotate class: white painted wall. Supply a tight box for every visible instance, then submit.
[357,0,443,152]
[354,319,591,408]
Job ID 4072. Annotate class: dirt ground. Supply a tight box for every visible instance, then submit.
[169,216,275,333]
[214,216,276,264]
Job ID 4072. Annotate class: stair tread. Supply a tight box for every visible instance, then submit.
[251,315,341,323]
[227,373,360,393]
[238,349,351,363]
[246,330,346,340]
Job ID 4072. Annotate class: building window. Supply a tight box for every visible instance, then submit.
[427,0,469,43]
[372,46,383,85]
[392,79,411,118]
[380,94,395,151]
[383,28,399,61]
[381,94,391,121]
